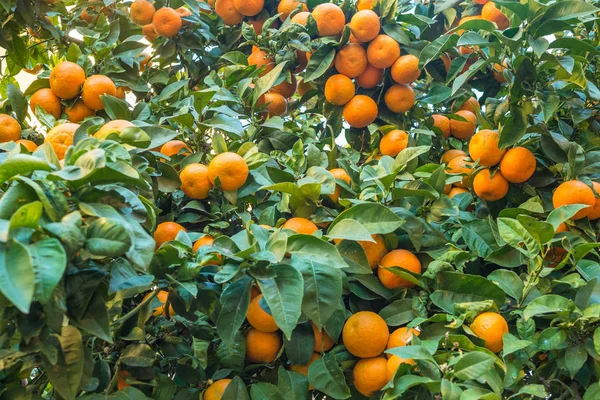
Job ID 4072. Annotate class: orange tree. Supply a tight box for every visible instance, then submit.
[1,0,600,398]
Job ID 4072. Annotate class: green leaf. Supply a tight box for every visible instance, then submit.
[537,328,567,351]
[386,345,435,361]
[441,378,463,400]
[101,95,132,121]
[584,383,600,400]
[29,238,67,304]
[565,344,587,378]
[307,353,351,399]
[287,235,349,269]
[516,215,554,246]
[304,47,335,82]
[498,105,527,149]
[250,383,284,400]
[253,62,287,103]
[502,333,532,355]
[419,35,458,69]
[277,367,309,400]
[379,299,415,326]
[523,295,577,320]
[222,376,250,400]
[0,240,34,313]
[43,326,84,400]
[326,219,374,242]
[7,83,27,122]
[487,270,523,300]
[202,114,244,139]
[453,351,495,380]
[120,344,156,367]
[85,218,131,257]
[546,205,588,231]
[10,201,42,230]
[283,322,315,365]
[516,384,548,398]
[108,259,154,295]
[540,0,598,21]
[431,272,506,313]
[0,154,52,184]
[329,203,404,235]
[497,217,540,257]
[384,375,434,398]
[217,275,252,347]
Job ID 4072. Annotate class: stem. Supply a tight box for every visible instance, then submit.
[111,289,157,328]
[519,251,546,306]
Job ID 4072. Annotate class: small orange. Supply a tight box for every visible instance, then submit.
[360,234,387,269]
[117,371,131,391]
[588,182,600,221]
[65,100,95,123]
[204,379,232,400]
[386,355,414,382]
[290,11,309,25]
[357,0,374,11]
[457,96,480,114]
[143,290,175,317]
[552,181,596,220]
[470,312,509,352]
[329,167,352,203]
[367,35,400,69]
[233,0,263,16]
[384,84,415,113]
[290,352,320,376]
[312,322,335,352]
[556,222,569,233]
[482,2,509,30]
[448,187,468,198]
[30,88,62,119]
[138,53,152,72]
[247,294,278,332]
[192,234,215,252]
[15,140,38,152]
[81,75,117,111]
[440,149,466,164]
[450,110,477,139]
[343,95,378,128]
[44,123,79,159]
[271,75,297,99]
[116,87,127,99]
[277,0,308,21]
[152,7,182,37]
[468,129,506,167]
[180,163,213,199]
[356,64,383,88]
[142,24,158,41]
[473,169,509,201]
[261,93,287,116]
[245,328,282,363]
[0,114,21,142]
[130,0,155,25]
[379,129,408,157]
[160,140,191,157]
[493,61,508,83]
[175,7,192,25]
[208,152,249,191]
[353,357,388,397]
[296,79,314,96]
[311,3,345,37]
[432,114,450,138]
[324,74,355,106]
[378,249,421,289]
[50,61,86,100]
[282,217,318,234]
[342,311,389,358]
[334,44,368,78]
[386,327,420,358]
[390,54,421,85]
[349,10,380,43]
[499,147,536,183]
[81,7,95,23]
[154,221,187,249]
[248,50,275,75]
[446,155,474,188]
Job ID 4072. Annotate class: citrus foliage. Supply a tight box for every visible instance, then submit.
[1,0,600,399]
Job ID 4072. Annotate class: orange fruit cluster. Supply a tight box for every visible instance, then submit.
[130,0,189,40]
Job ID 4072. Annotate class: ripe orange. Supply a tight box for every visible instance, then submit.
[296,78,314,96]
[349,10,380,42]
[143,290,175,317]
[457,15,482,35]
[248,50,275,75]
[367,35,400,69]
[386,355,414,382]
[44,123,79,159]
[448,187,468,198]
[81,7,95,23]
[432,114,450,138]
[117,371,131,391]
[311,3,345,37]
[446,155,474,188]
[343,95,378,128]
[468,129,506,167]
[233,0,262,16]
[175,7,192,25]
[94,120,134,140]
[482,2,509,30]
[160,140,191,157]
[457,96,480,114]
[312,322,335,352]
[334,44,368,78]
[49,61,86,100]
[0,114,21,142]
[204,379,232,400]
[440,149,467,164]
[357,0,374,11]
[450,110,477,139]
[384,84,415,113]
[356,64,383,88]
[342,311,389,358]
[180,163,213,200]
[282,217,318,234]
[142,24,158,41]
[379,129,408,157]
[324,74,355,106]
[81,75,117,111]
[245,328,282,363]
[290,11,309,25]
[473,169,509,201]
[261,93,287,116]
[65,100,94,123]
[290,352,320,375]
[499,147,536,183]
[552,180,596,220]
[353,357,388,397]
[208,152,249,191]
[15,140,38,152]
[30,88,62,119]
[138,53,152,72]
[247,294,278,332]
[192,235,215,252]
[271,74,297,99]
[556,222,569,233]
[387,327,420,358]
[130,0,155,25]
[277,0,307,21]
[329,167,351,203]
[588,182,600,221]
[470,312,508,353]
[378,249,421,289]
[493,61,508,83]
[360,234,387,269]
[391,54,421,85]
[152,7,182,37]
[154,221,186,249]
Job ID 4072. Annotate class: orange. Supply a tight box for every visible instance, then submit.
[175,7,192,25]
[291,11,309,25]
[65,100,94,123]
[357,0,374,11]
[81,75,117,110]
[248,50,275,75]
[360,234,387,269]
[49,61,86,100]
[334,44,368,78]
[384,84,415,113]
[552,180,596,220]
[474,0,488,3]
[432,114,450,138]
[446,155,474,188]
[290,352,320,375]
[499,147,536,183]
[386,327,420,357]
[379,129,408,157]
[152,7,182,37]
[473,169,509,201]
[160,140,191,157]
[493,61,507,83]
[0,114,21,142]
[457,15,482,35]
[130,0,155,25]
[312,322,335,352]
[115,87,127,99]
[208,152,249,191]
[277,0,308,21]
[342,311,389,358]
[15,140,38,152]
[261,93,287,116]
[457,96,480,114]
[556,222,569,233]
[94,120,134,140]
[588,182,600,221]
[143,290,175,317]
[448,187,468,198]
[391,54,421,85]
[139,53,152,72]
[349,10,380,43]
[142,24,158,41]
[81,7,95,23]
[233,0,263,16]
[282,217,318,234]
[482,2,509,30]
[386,355,414,382]
[468,129,506,167]
[204,379,232,400]
[324,74,355,106]
[470,312,509,353]
[343,95,378,128]
[30,88,62,119]
[450,110,477,139]
[367,35,400,69]
[180,163,213,199]
[356,64,383,88]
[248,16,266,33]
[44,123,79,159]
[296,79,314,96]
[247,294,278,332]
[329,167,351,203]
[378,249,421,289]
[311,3,345,37]
[245,328,282,363]
[117,371,131,391]
[192,235,215,252]
[154,221,186,249]
[353,357,388,397]
[440,149,466,164]
[271,75,297,99]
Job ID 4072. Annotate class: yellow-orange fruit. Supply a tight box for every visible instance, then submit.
[384,84,415,113]
[552,180,596,220]
[450,110,477,139]
[324,74,355,106]
[311,3,345,37]
[432,114,450,138]
[367,35,400,69]
[343,95,378,128]
[499,147,536,183]
[379,129,408,157]
[353,357,388,397]
[49,61,86,100]
[378,249,421,289]
[390,54,420,85]
[468,129,506,167]
[470,312,508,352]
[342,311,389,358]
[473,169,509,201]
[245,328,282,363]
[446,155,474,188]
